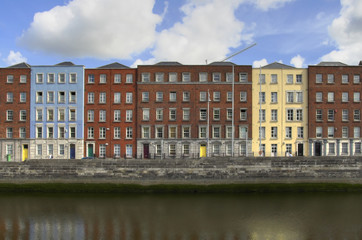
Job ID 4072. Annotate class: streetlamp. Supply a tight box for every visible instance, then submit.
[221,43,256,157]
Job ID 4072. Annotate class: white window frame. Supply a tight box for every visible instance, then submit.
[114,74,121,83]
[182,72,190,82]
[114,92,121,103]
[100,74,107,83]
[212,73,221,82]
[126,92,133,103]
[126,74,133,83]
[240,91,247,102]
[36,73,43,83]
[114,110,121,122]
[183,91,190,102]
[155,73,164,82]
[126,110,133,122]
[199,72,207,82]
[99,92,106,104]
[47,73,55,83]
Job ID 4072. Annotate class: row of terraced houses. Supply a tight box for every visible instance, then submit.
[0,60,361,161]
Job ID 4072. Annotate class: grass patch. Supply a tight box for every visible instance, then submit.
[1,183,362,194]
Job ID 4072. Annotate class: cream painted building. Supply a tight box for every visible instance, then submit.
[252,63,308,157]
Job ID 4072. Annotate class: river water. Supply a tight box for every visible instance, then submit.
[0,193,361,239]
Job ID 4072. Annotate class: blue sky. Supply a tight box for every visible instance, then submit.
[0,0,361,68]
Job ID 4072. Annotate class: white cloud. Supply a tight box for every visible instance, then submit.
[290,54,305,68]
[321,0,362,65]
[146,0,293,64]
[253,58,268,67]
[18,0,293,63]
[131,58,157,68]
[249,0,294,11]
[18,0,162,59]
[150,0,246,64]
[3,51,27,66]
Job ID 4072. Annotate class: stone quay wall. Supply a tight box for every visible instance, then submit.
[0,157,362,184]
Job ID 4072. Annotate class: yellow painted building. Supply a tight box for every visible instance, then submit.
[252,63,308,156]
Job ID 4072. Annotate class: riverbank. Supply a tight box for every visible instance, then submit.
[1,182,362,193]
[0,156,362,193]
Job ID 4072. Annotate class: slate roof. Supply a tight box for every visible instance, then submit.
[317,62,348,66]
[155,61,183,66]
[208,61,236,66]
[55,61,75,66]
[97,62,129,69]
[262,62,295,69]
[7,62,31,68]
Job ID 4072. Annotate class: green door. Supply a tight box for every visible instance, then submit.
[88,144,94,157]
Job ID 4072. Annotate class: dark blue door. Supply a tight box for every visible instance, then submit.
[70,144,76,159]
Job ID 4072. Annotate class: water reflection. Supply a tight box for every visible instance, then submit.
[0,193,361,239]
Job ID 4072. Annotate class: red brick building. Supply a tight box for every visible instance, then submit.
[308,61,362,156]
[0,63,31,161]
[137,62,252,158]
[84,63,137,158]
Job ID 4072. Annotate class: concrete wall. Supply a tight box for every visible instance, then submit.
[0,157,361,183]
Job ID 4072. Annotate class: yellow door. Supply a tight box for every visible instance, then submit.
[200,145,206,157]
[22,145,29,161]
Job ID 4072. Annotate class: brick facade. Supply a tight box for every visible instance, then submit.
[1,60,361,160]
[0,63,31,161]
[308,63,362,156]
[84,63,137,158]
[136,62,252,158]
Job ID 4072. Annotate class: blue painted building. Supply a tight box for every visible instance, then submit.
[30,62,84,159]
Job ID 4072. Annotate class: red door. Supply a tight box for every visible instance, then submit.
[143,144,150,158]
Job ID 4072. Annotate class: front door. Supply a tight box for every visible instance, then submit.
[298,143,304,156]
[200,145,206,157]
[143,144,150,158]
[22,144,29,161]
[315,142,321,156]
[70,144,76,159]
[88,144,94,157]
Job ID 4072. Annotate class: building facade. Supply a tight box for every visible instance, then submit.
[84,63,137,158]
[252,63,308,156]
[137,62,252,158]
[0,63,31,162]
[308,62,362,156]
[29,62,85,159]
